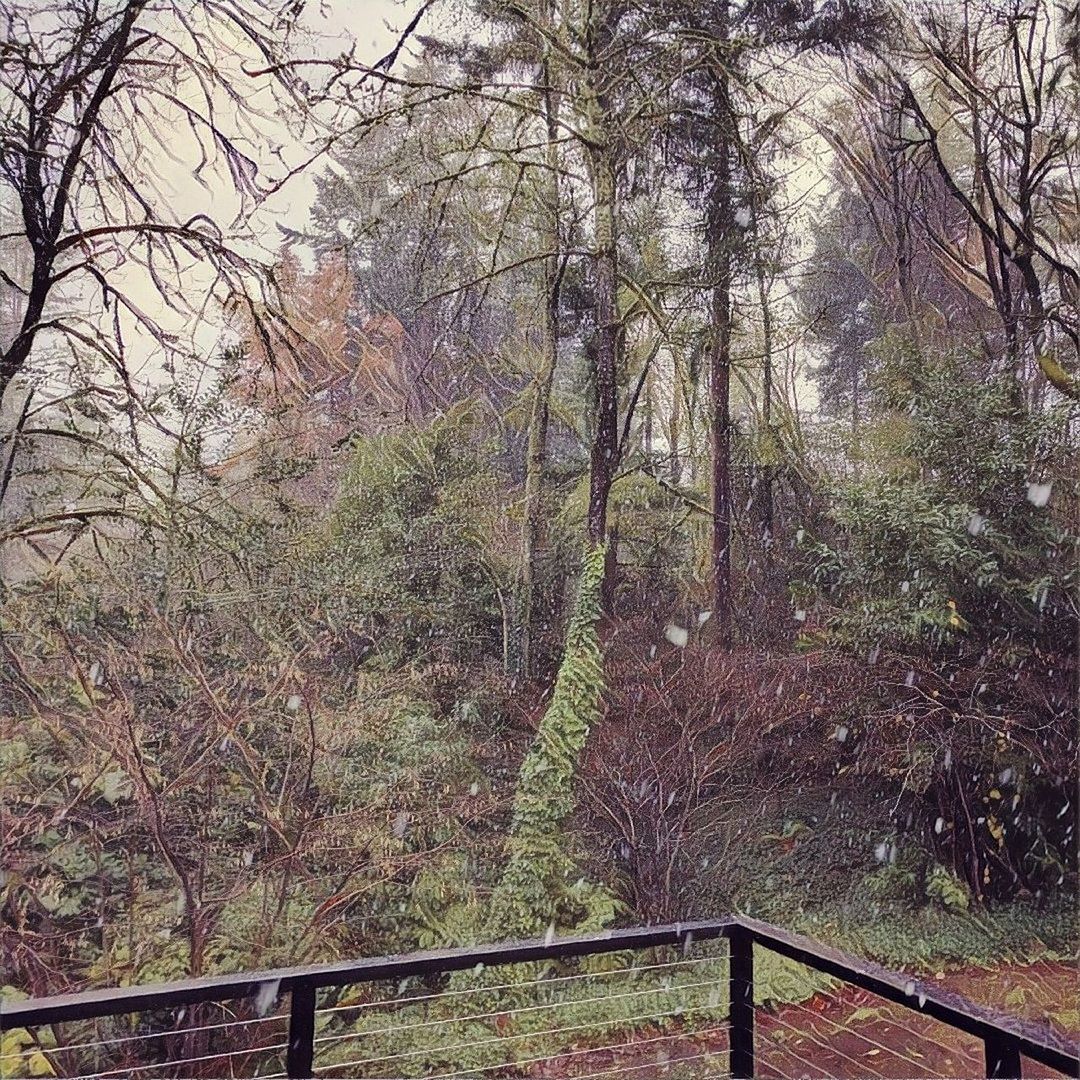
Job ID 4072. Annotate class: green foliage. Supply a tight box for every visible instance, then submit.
[321,403,511,663]
[699,784,1077,969]
[0,488,499,1020]
[487,545,612,938]
[861,846,926,909]
[1,1024,56,1078]
[925,864,971,912]
[799,340,1076,650]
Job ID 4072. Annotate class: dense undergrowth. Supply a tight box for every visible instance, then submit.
[2,358,1076,1079]
[3,0,1080,1077]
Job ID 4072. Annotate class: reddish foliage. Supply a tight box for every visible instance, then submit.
[582,619,1077,917]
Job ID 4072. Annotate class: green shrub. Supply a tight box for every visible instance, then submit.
[320,403,512,664]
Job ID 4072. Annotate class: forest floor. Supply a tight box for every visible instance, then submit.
[531,961,1078,1079]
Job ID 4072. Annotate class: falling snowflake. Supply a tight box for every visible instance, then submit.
[664,624,689,648]
[1026,481,1052,507]
[254,979,281,1017]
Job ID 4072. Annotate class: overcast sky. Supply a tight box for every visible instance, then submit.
[91,0,430,391]
[261,0,426,243]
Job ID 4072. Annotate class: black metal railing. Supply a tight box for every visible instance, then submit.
[2,915,1077,1079]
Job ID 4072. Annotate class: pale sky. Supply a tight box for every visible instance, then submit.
[80,0,428,393]
[7,0,828,426]
[264,0,426,241]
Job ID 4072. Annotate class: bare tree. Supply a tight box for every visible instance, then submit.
[837,0,1080,396]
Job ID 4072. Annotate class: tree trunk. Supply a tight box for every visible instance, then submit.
[517,48,563,678]
[709,261,733,644]
[519,310,557,676]
[585,123,620,551]
[755,245,774,558]
[707,8,734,645]
[669,346,684,485]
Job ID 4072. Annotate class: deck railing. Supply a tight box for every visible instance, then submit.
[2,915,1077,1079]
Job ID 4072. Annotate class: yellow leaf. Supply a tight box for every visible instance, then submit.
[28,1050,56,1077]
[1037,353,1080,400]
[2,1028,33,1054]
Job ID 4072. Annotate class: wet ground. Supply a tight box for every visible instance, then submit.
[536,961,1078,1079]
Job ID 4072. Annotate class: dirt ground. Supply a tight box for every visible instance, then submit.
[534,961,1079,1079]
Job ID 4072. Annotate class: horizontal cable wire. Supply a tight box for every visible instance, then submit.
[313,973,727,1047]
[567,1044,730,1080]
[0,1012,289,1062]
[315,1021,730,1077]
[315,953,727,1016]
[780,995,955,1077]
[84,1040,289,1077]
[765,996,934,1078]
[778,979,985,1064]
[752,1055,801,1080]
[826,998,986,1064]
[755,1019,835,1078]
[318,1044,730,1080]
[314,1002,706,1068]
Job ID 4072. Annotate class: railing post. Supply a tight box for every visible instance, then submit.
[985,1034,1022,1079]
[286,978,316,1079]
[729,925,754,1079]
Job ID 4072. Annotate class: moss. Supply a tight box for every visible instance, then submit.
[487,545,612,938]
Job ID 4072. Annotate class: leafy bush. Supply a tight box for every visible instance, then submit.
[799,340,1075,651]
[319,403,513,665]
[925,864,971,912]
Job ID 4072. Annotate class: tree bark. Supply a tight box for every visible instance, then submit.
[709,255,733,644]
[587,146,619,548]
[755,242,774,558]
[669,346,684,485]
[584,39,620,552]
[517,41,563,678]
[707,2,734,645]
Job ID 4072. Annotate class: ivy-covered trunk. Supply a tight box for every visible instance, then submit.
[488,546,609,938]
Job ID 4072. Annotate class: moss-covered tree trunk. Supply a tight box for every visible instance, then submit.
[518,40,563,679]
[488,546,607,938]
